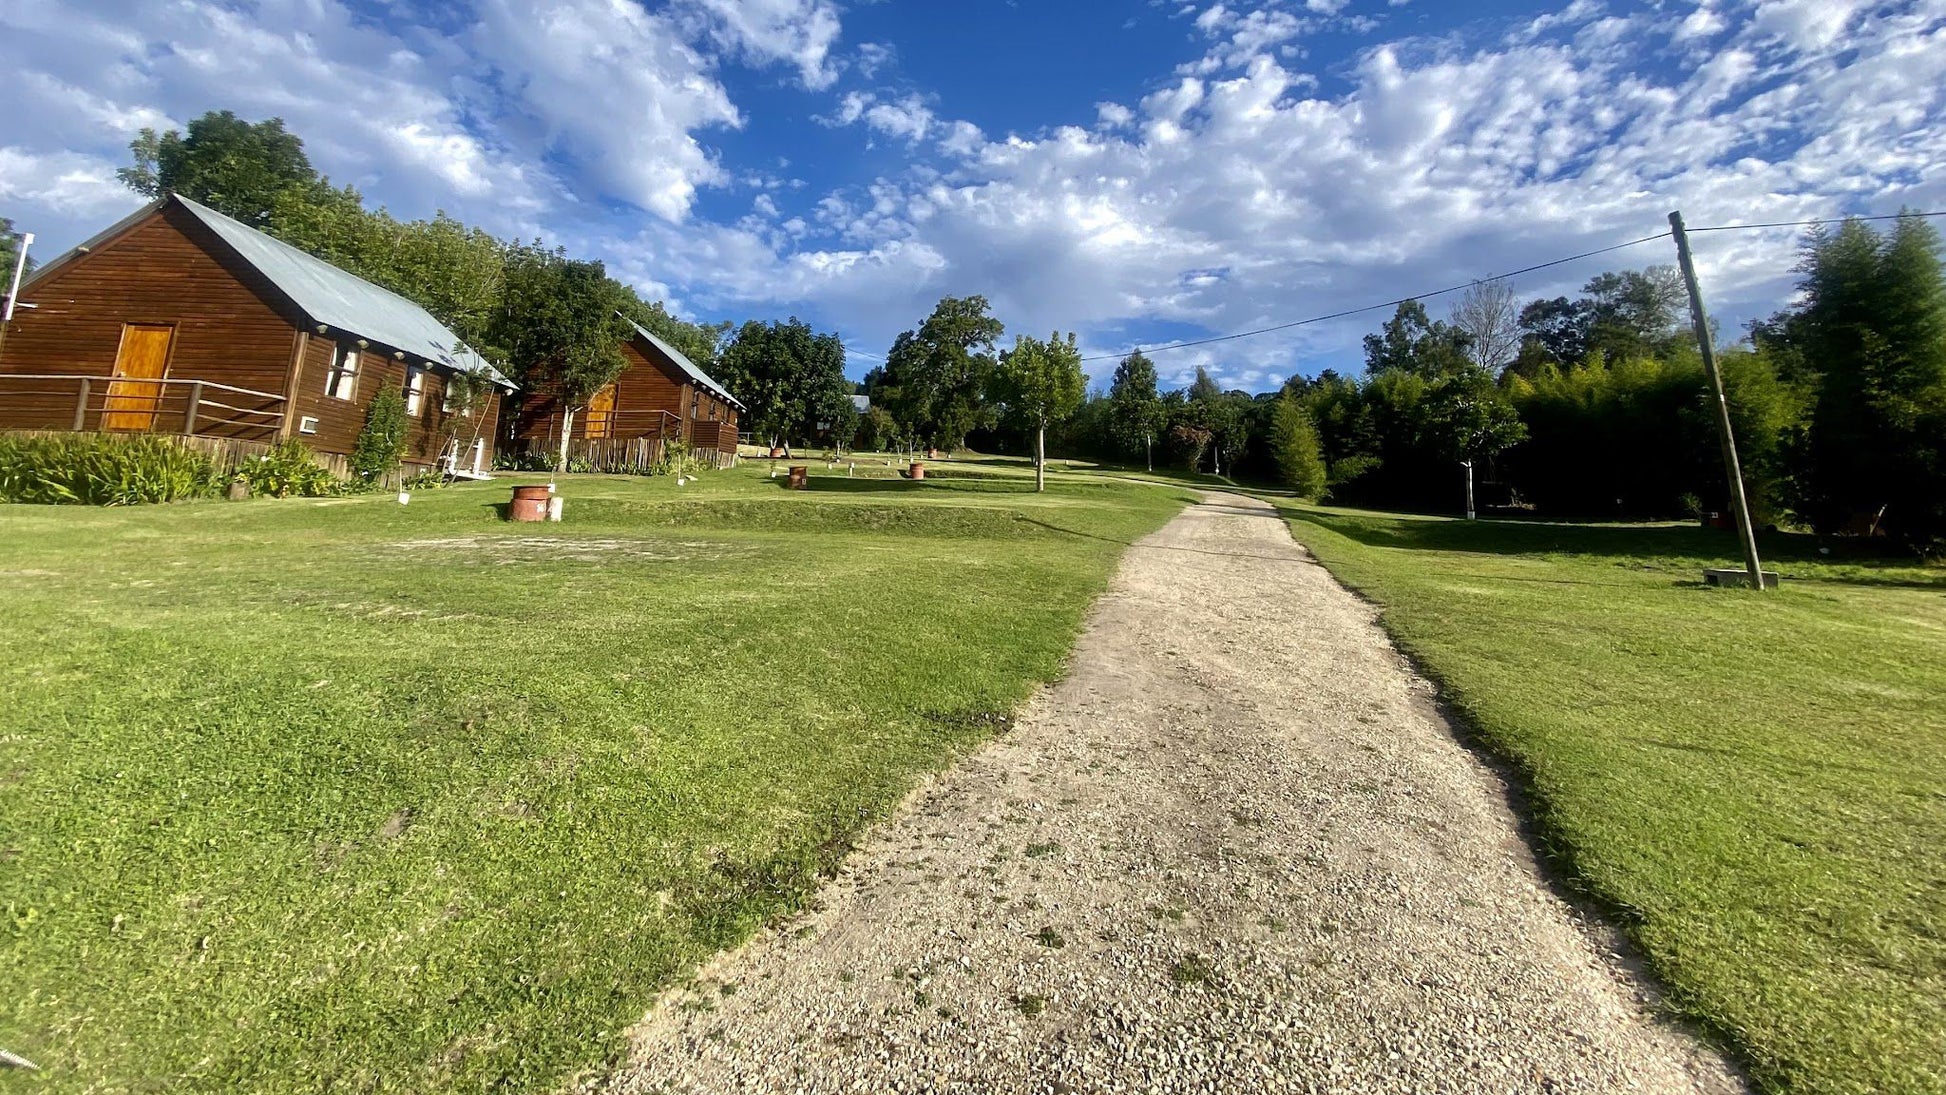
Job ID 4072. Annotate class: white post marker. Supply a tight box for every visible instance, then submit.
[2,232,32,323]
[0,231,33,364]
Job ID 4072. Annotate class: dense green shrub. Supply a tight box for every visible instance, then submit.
[349,385,408,483]
[237,440,340,498]
[0,434,221,505]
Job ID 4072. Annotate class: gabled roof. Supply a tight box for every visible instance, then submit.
[24,194,514,389]
[619,315,744,410]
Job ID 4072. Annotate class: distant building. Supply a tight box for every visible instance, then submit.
[0,193,514,474]
[509,315,743,466]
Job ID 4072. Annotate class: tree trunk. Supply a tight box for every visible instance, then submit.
[556,407,576,479]
[1145,435,1152,472]
[1036,423,1046,493]
[1463,459,1476,520]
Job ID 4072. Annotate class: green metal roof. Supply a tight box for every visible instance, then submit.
[20,194,516,389]
[171,196,515,389]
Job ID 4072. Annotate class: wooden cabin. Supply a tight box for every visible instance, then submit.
[509,316,743,467]
[0,193,515,475]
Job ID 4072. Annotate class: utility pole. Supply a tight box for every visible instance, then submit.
[1669,211,1768,589]
[0,230,33,365]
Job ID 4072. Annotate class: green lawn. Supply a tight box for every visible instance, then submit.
[1275,505,1945,1095]
[0,461,1191,1092]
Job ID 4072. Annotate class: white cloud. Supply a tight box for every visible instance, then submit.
[673,0,844,90]
[620,0,1946,387]
[0,147,136,218]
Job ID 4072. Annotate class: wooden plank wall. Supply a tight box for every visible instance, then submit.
[507,335,739,453]
[0,204,297,435]
[285,341,502,468]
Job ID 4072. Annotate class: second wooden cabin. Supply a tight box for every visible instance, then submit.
[508,316,743,468]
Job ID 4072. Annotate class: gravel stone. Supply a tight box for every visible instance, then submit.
[591,493,1744,1095]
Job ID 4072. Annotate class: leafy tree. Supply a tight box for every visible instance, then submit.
[854,404,902,452]
[1268,395,1327,500]
[879,296,1004,450]
[1516,267,1687,369]
[992,332,1086,491]
[1,216,35,281]
[1107,350,1166,469]
[490,249,632,471]
[119,111,323,227]
[1791,214,1946,548]
[715,318,850,451]
[1363,301,1472,378]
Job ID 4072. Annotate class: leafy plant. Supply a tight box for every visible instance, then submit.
[238,440,339,498]
[0,434,221,505]
[349,384,408,484]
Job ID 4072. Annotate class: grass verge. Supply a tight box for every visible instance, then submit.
[0,463,1190,1092]
[1275,504,1945,1095]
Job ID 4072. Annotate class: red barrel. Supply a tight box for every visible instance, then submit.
[909,462,926,480]
[510,484,551,522]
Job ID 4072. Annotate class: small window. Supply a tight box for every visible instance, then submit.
[404,367,427,417]
[325,346,359,401]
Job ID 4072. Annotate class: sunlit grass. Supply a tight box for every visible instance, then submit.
[0,464,1191,1092]
[1277,504,1945,1095]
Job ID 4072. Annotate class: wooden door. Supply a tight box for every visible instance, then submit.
[102,324,174,431]
[585,383,617,439]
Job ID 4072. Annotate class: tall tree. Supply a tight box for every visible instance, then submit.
[715,318,850,451]
[1450,278,1521,372]
[992,332,1086,491]
[1268,394,1327,500]
[490,249,632,471]
[119,111,322,227]
[1516,267,1687,369]
[1107,350,1166,469]
[879,296,1004,450]
[1364,301,1472,378]
[1793,214,1946,548]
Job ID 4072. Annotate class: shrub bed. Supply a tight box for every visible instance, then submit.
[0,434,222,505]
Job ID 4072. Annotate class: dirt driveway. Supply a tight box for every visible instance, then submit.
[594,492,1741,1095]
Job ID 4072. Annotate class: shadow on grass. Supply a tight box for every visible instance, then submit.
[789,475,1037,495]
[1295,509,1945,589]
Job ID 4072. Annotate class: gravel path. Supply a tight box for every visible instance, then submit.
[594,492,1742,1095]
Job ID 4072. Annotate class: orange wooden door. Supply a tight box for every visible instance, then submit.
[585,383,617,439]
[102,324,174,431]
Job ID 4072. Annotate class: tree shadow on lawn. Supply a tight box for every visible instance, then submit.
[1296,510,1946,590]
[790,476,1050,496]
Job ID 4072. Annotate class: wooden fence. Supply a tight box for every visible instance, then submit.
[0,374,285,441]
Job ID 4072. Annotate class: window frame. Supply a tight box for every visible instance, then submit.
[324,346,360,402]
[404,366,427,417]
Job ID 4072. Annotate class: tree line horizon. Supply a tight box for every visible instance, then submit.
[12,109,1941,545]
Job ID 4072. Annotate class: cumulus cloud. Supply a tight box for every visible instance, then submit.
[617,0,1946,387]
[673,0,844,90]
[5,0,1943,390]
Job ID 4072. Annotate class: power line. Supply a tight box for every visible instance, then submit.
[1078,209,1946,363]
[1078,230,1672,362]
[1687,210,1946,233]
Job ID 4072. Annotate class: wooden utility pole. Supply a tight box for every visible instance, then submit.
[1669,211,1768,589]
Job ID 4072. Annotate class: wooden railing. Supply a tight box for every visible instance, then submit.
[0,374,286,441]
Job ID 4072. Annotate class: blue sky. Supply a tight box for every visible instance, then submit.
[3,0,1942,389]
